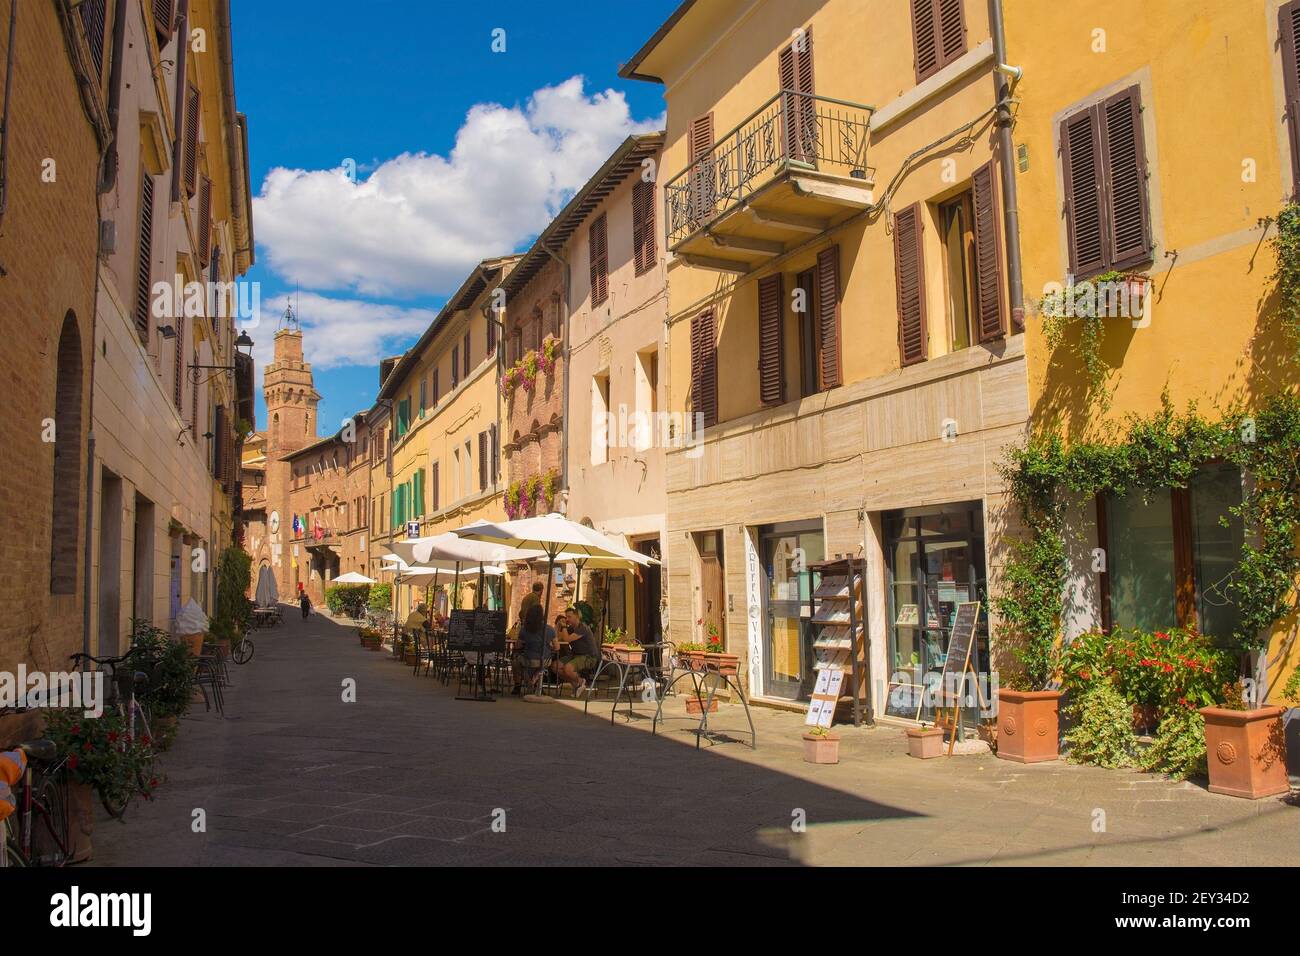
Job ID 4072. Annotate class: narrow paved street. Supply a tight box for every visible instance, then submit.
[89,609,1299,867]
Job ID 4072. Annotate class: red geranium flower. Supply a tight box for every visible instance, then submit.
[67,755,78,771]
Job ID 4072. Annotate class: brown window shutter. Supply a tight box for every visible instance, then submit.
[893,204,928,367]
[757,274,785,406]
[971,161,1006,342]
[1060,106,1106,277]
[687,114,715,227]
[937,0,967,67]
[486,311,497,355]
[489,424,499,485]
[589,213,609,305]
[463,331,471,376]
[80,0,108,79]
[431,461,439,511]
[173,313,186,409]
[190,348,199,431]
[632,179,656,276]
[184,86,200,197]
[432,367,439,402]
[451,346,459,386]
[815,246,842,388]
[1099,86,1151,271]
[778,26,816,163]
[1283,2,1300,196]
[913,0,966,83]
[690,309,718,429]
[478,432,488,492]
[154,0,175,41]
[134,173,156,344]
[197,176,212,265]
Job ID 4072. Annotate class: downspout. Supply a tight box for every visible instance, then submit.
[169,0,189,204]
[97,0,128,194]
[539,244,570,512]
[988,0,1025,332]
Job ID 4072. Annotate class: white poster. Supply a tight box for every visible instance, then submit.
[744,528,763,694]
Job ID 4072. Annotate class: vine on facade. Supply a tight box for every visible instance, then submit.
[504,467,560,518]
[501,335,562,398]
[994,392,1300,690]
[1265,201,1300,361]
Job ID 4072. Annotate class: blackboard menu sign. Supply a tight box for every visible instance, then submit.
[447,609,507,654]
[936,601,980,698]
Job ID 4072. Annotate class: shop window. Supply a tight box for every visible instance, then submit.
[1100,464,1244,642]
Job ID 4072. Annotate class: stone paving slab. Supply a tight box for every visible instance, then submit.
[85,608,1300,867]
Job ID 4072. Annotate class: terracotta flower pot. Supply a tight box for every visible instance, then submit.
[996,689,1062,763]
[685,695,718,715]
[906,726,945,759]
[175,632,205,657]
[802,733,840,764]
[1199,706,1289,799]
[704,652,740,676]
[605,644,644,665]
[679,650,705,671]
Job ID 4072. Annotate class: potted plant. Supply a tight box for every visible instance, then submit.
[602,628,644,664]
[802,726,840,764]
[995,604,1063,763]
[703,623,739,676]
[1199,681,1290,799]
[676,642,706,671]
[906,723,945,759]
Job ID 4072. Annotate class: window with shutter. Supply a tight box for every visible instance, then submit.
[911,0,967,84]
[632,179,656,276]
[432,367,440,404]
[184,86,200,198]
[816,247,842,388]
[79,0,108,80]
[451,346,460,387]
[486,311,497,355]
[757,274,785,406]
[971,161,1006,342]
[153,0,175,42]
[690,309,718,429]
[463,331,471,377]
[1283,1,1300,196]
[489,425,498,485]
[778,26,816,164]
[197,177,212,264]
[478,432,488,492]
[190,347,199,431]
[687,114,715,228]
[589,213,609,306]
[1060,85,1151,277]
[173,313,186,410]
[134,173,156,345]
[431,461,440,512]
[893,204,928,367]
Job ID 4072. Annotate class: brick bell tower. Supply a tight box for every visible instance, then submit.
[263,304,320,596]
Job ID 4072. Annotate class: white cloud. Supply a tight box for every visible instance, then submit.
[252,77,662,299]
[251,293,436,386]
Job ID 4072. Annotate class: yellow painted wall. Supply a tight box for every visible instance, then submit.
[1006,0,1299,695]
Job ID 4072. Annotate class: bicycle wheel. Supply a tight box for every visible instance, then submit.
[31,773,71,866]
[232,639,254,664]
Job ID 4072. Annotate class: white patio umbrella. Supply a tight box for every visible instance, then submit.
[453,514,631,623]
[332,571,375,585]
[384,534,542,610]
[254,565,278,607]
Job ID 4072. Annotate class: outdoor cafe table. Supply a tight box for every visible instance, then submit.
[652,657,757,750]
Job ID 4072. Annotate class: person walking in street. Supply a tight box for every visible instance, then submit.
[300,588,311,619]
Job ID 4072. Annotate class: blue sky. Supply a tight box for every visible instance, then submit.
[230,0,675,432]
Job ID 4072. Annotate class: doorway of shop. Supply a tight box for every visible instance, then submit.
[695,531,725,649]
[760,520,824,700]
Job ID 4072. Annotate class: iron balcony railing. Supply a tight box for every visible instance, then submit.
[664,90,874,248]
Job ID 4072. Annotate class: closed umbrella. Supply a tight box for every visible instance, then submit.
[255,565,278,607]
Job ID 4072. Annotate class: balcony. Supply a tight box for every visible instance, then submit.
[664,91,875,273]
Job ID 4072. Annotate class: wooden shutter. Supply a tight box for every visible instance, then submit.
[134,173,156,344]
[184,86,200,197]
[80,0,108,79]
[173,313,186,409]
[190,347,199,431]
[213,406,225,481]
[757,274,785,406]
[1283,2,1300,196]
[815,246,842,388]
[451,346,459,386]
[486,310,497,354]
[431,461,439,511]
[893,204,928,367]
[432,367,440,403]
[632,179,656,275]
[463,331,471,376]
[489,425,498,485]
[778,27,816,163]
[1060,106,1106,277]
[912,0,967,83]
[414,469,424,516]
[1099,86,1151,271]
[197,177,212,265]
[687,114,715,228]
[690,309,718,429]
[478,432,488,492]
[589,213,609,306]
[971,161,1006,342]
[154,0,175,41]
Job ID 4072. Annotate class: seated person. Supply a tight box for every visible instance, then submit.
[555,606,600,692]
[510,604,555,695]
[404,602,429,631]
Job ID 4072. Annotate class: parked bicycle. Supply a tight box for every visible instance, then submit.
[230,634,254,664]
[68,650,158,819]
[0,721,72,868]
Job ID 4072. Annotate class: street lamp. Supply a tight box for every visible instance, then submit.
[187,331,255,385]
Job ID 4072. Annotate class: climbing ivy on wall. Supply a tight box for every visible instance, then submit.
[995,391,1300,690]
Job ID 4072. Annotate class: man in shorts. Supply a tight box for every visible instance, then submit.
[556,606,600,693]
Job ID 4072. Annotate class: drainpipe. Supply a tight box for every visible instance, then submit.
[169,0,189,204]
[988,0,1025,333]
[0,0,18,262]
[97,0,128,194]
